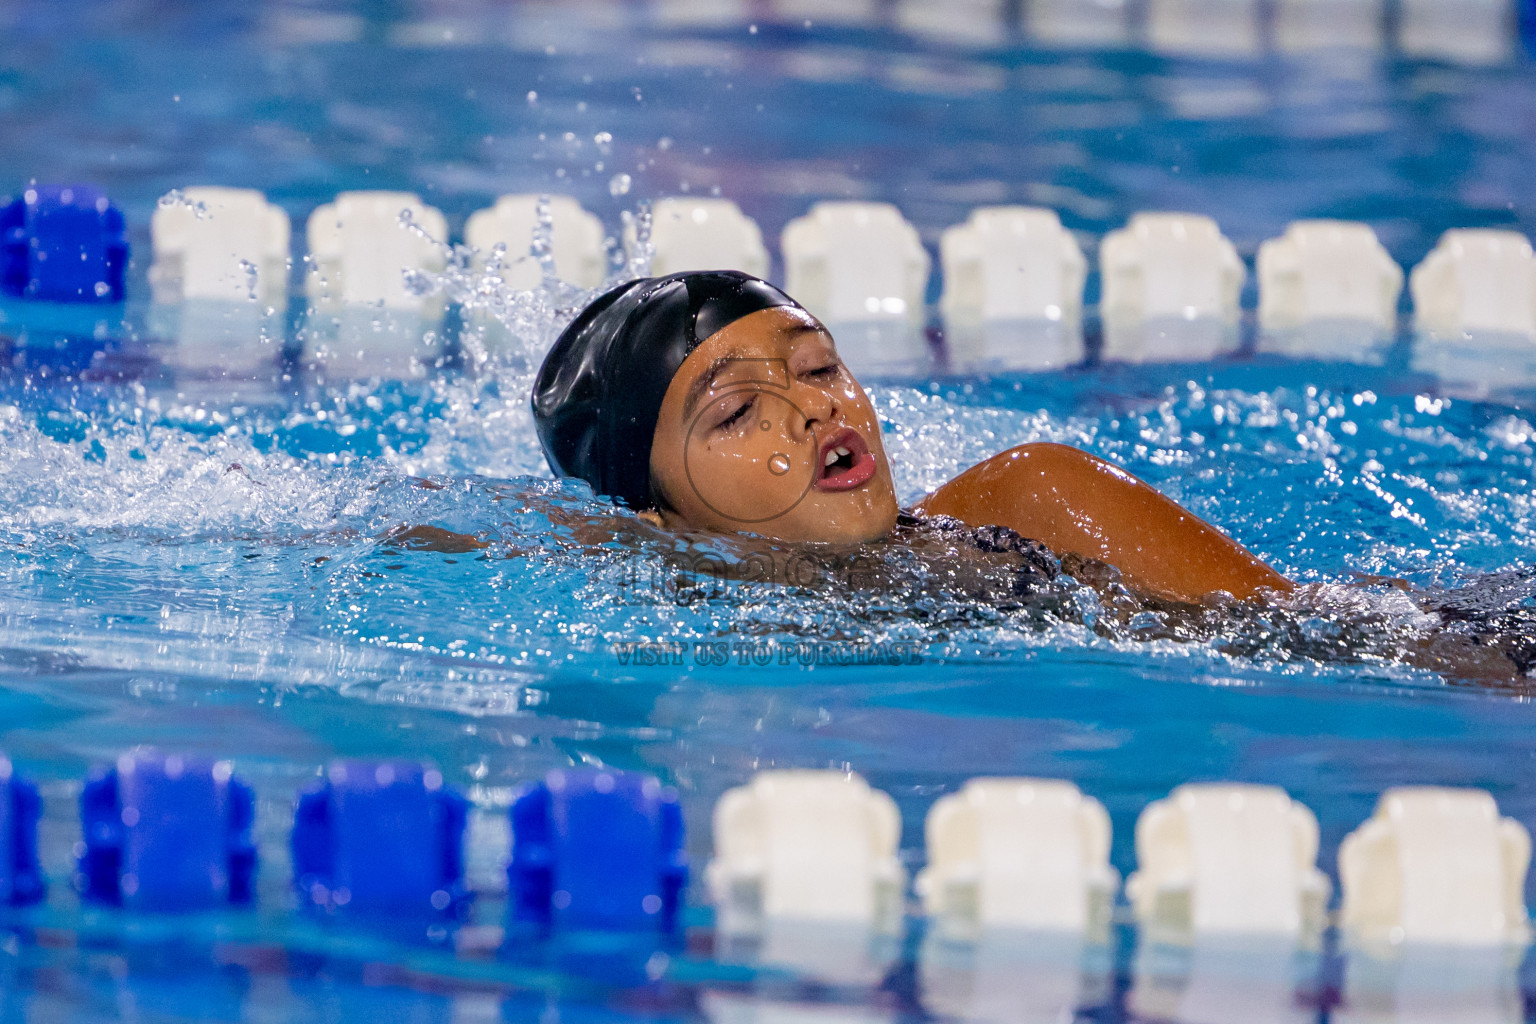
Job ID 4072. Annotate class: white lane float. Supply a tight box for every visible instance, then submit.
[148,186,290,375]
[782,201,931,374]
[303,190,448,378]
[1334,787,1530,1024]
[1146,0,1263,56]
[1274,0,1386,52]
[1126,784,1330,1024]
[939,206,1088,371]
[707,770,904,984]
[1127,783,1330,940]
[1100,212,1246,363]
[1024,0,1131,46]
[1399,0,1516,65]
[1409,229,1536,390]
[1257,219,1402,362]
[917,776,1117,939]
[464,193,606,292]
[1339,786,1531,948]
[638,198,769,279]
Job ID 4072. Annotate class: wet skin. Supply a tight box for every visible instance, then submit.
[920,445,1293,602]
[645,307,1292,604]
[645,305,901,545]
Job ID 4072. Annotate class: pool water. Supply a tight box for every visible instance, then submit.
[2,1,1536,1021]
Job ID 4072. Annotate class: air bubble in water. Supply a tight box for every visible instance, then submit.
[608,173,632,197]
[93,281,111,298]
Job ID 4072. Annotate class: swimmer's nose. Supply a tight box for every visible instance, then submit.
[789,379,837,440]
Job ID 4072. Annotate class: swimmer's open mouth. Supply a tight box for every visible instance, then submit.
[814,427,876,492]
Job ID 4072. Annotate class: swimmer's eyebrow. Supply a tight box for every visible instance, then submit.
[782,322,826,347]
[682,325,827,417]
[683,352,747,419]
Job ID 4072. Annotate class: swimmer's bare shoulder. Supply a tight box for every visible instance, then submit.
[917,442,1293,604]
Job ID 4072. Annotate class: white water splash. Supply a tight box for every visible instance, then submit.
[156,188,209,219]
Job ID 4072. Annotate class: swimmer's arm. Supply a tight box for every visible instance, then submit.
[382,524,494,553]
[382,494,672,555]
[917,442,1293,604]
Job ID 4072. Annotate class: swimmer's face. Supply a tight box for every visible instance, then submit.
[648,306,900,544]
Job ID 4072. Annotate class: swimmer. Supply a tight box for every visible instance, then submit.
[531,270,1290,605]
[388,269,1532,684]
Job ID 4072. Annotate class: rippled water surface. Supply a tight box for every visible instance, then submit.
[2,1,1536,1020]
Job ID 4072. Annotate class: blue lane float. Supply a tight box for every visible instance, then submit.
[77,749,256,911]
[509,768,687,933]
[0,747,1525,963]
[0,753,44,907]
[0,184,128,303]
[292,760,469,917]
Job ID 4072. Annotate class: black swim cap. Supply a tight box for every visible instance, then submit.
[532,271,801,509]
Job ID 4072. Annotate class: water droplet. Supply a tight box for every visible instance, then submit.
[238,259,260,301]
[769,454,791,476]
[532,195,559,286]
[608,173,632,197]
[157,189,207,218]
[623,202,654,278]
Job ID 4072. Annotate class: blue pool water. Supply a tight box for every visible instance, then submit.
[2,1,1536,1020]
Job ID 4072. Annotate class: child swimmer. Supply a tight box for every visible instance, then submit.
[531,270,1290,605]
